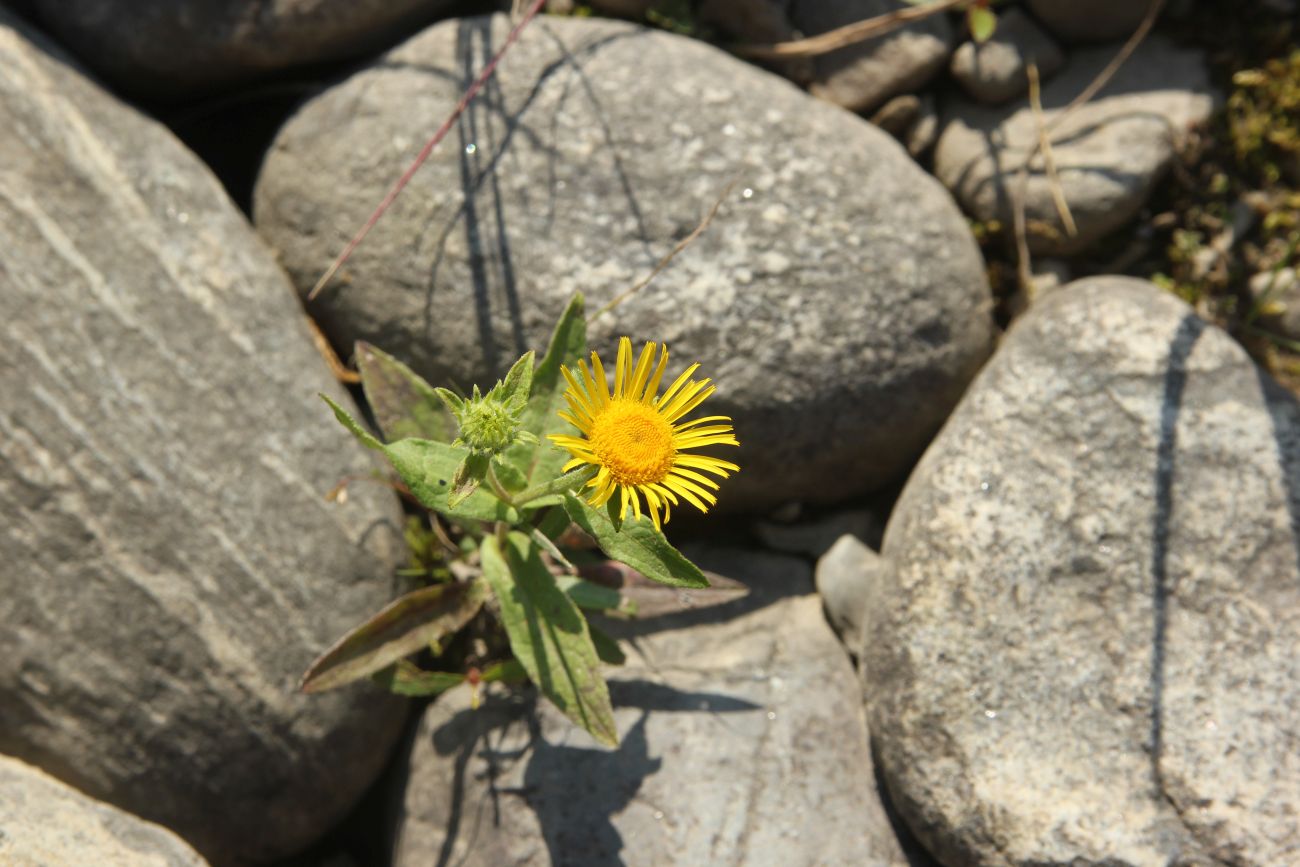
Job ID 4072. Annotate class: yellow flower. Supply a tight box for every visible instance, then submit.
[549,337,739,530]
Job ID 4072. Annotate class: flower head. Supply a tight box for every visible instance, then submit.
[549,337,739,529]
[435,352,538,457]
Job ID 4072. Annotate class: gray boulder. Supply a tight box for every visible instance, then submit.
[867,277,1300,866]
[935,38,1216,254]
[935,36,1216,255]
[391,549,910,867]
[1028,0,1157,43]
[815,533,882,641]
[26,0,457,97]
[949,8,1064,105]
[756,507,882,559]
[255,14,994,512]
[789,0,953,114]
[0,12,407,864]
[0,756,209,867]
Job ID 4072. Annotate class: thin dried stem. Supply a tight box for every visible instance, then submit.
[731,0,966,61]
[307,0,547,301]
[591,179,738,322]
[1048,0,1165,133]
[1028,63,1077,239]
[306,314,361,383]
[1010,0,1165,292]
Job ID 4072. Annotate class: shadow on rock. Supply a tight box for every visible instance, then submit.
[425,682,758,867]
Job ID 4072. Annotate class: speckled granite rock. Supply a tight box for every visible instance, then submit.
[789,0,952,113]
[25,0,458,97]
[0,12,407,864]
[868,277,1300,866]
[255,14,994,512]
[935,36,1216,255]
[949,8,1064,104]
[0,755,209,867]
[1028,0,1157,43]
[389,549,909,867]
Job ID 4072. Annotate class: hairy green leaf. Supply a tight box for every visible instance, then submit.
[481,659,528,683]
[504,294,588,487]
[322,395,513,521]
[385,436,516,522]
[481,531,617,746]
[563,493,709,589]
[494,350,536,413]
[322,394,382,451]
[448,452,488,508]
[300,578,487,693]
[556,574,624,611]
[589,624,626,666]
[491,456,528,492]
[374,661,465,697]
[355,342,455,442]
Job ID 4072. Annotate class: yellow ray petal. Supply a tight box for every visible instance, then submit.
[655,362,700,409]
[642,344,669,403]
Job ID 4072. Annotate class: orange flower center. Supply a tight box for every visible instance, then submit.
[589,399,676,486]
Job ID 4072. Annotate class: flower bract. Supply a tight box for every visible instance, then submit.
[549,337,739,529]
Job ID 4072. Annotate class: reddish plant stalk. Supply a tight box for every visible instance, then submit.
[308,0,548,301]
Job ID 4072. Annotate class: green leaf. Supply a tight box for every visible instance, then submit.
[556,574,624,611]
[321,394,382,451]
[355,342,455,443]
[432,386,464,417]
[589,624,626,665]
[491,456,528,492]
[535,506,571,541]
[493,350,536,413]
[386,437,517,522]
[968,6,997,43]
[503,294,588,487]
[374,661,465,697]
[563,492,709,589]
[481,531,618,746]
[481,659,528,683]
[322,394,513,521]
[300,578,487,693]
[448,452,488,508]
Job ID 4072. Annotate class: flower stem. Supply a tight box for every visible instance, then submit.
[513,466,598,507]
[485,463,516,507]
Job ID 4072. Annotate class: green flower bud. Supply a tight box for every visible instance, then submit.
[433,351,539,457]
[457,397,522,455]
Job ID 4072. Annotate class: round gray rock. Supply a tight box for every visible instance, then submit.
[0,755,209,867]
[815,532,882,642]
[391,549,910,867]
[935,36,1217,255]
[1028,0,1156,43]
[790,0,953,114]
[867,277,1300,866]
[949,8,1064,105]
[255,14,994,511]
[26,0,457,97]
[0,13,407,864]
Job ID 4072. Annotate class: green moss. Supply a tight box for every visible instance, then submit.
[1228,51,1300,187]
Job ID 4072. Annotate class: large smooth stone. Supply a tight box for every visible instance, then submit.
[0,755,209,867]
[389,549,910,867]
[867,277,1300,866]
[934,36,1216,255]
[0,13,407,864]
[789,0,952,114]
[1028,0,1157,44]
[255,15,994,511]
[25,0,457,98]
